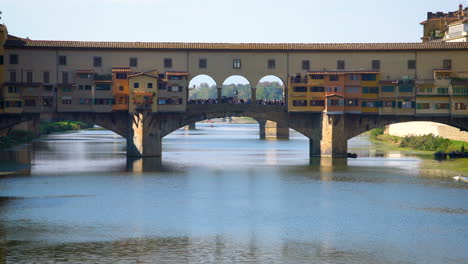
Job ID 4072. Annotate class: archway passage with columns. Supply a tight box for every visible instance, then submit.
[188,74,218,100]
[255,75,285,102]
[222,75,251,100]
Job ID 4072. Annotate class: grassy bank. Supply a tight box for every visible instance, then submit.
[0,130,35,149]
[0,121,94,149]
[39,121,94,134]
[369,128,466,152]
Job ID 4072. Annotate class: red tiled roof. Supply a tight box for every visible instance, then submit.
[128,72,158,78]
[433,69,452,73]
[166,71,189,76]
[112,67,131,73]
[5,37,468,51]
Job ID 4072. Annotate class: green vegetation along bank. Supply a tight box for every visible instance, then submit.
[0,121,94,149]
[369,128,466,152]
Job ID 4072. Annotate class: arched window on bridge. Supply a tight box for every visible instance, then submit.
[256,75,285,102]
[222,75,251,101]
[188,74,217,100]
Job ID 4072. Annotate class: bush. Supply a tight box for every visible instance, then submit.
[369,128,384,139]
[40,121,94,134]
[376,134,400,144]
[399,134,450,151]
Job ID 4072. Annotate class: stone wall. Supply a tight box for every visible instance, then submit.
[386,121,468,141]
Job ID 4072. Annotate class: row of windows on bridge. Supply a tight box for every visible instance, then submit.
[2,54,453,71]
[291,99,466,110]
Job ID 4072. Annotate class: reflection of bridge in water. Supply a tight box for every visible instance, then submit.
[2,104,467,158]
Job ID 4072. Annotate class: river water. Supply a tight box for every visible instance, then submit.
[0,123,467,264]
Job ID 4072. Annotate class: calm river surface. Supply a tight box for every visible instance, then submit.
[0,123,467,264]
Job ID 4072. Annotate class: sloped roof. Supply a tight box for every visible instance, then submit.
[5,37,468,51]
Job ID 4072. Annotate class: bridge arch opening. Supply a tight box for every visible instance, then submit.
[188,74,218,100]
[222,75,251,100]
[255,75,285,102]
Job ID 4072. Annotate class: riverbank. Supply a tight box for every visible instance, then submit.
[369,128,467,153]
[39,121,94,134]
[0,121,94,149]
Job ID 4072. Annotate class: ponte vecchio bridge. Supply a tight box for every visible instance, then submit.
[1,24,468,157]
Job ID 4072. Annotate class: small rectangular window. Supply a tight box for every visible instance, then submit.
[302,60,310,70]
[199,59,207,69]
[9,71,16,82]
[337,60,345,70]
[408,60,416,69]
[310,86,324,92]
[267,59,276,69]
[371,60,380,70]
[443,59,452,69]
[348,74,359,81]
[233,59,241,69]
[147,83,153,89]
[164,58,172,68]
[293,86,307,92]
[95,83,111,90]
[134,82,139,88]
[329,75,339,81]
[26,71,33,83]
[0,55,3,65]
[130,57,138,67]
[43,71,50,83]
[62,72,68,84]
[9,54,19,64]
[59,55,67,66]
[93,56,102,67]
[310,100,325,106]
[116,73,127,79]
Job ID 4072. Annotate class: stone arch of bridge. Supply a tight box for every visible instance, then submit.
[188,74,218,100]
[221,75,252,100]
[54,112,129,138]
[344,114,468,140]
[254,75,286,102]
[159,110,312,139]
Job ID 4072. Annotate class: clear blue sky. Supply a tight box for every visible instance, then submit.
[2,0,466,43]
[1,0,465,86]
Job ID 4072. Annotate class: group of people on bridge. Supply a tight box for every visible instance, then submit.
[188,98,285,105]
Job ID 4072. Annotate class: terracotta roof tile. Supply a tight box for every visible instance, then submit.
[112,67,131,73]
[166,71,189,76]
[5,37,468,51]
[433,69,452,73]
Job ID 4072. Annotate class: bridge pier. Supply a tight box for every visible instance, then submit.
[265,120,289,139]
[127,112,162,157]
[319,114,348,157]
[184,123,196,130]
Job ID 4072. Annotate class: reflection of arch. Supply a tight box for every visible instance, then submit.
[188,74,218,99]
[255,75,285,101]
[222,75,251,100]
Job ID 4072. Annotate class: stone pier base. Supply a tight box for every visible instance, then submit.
[127,112,162,157]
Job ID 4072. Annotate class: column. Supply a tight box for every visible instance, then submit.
[127,112,162,157]
[319,113,348,157]
[251,87,257,102]
[217,87,222,100]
